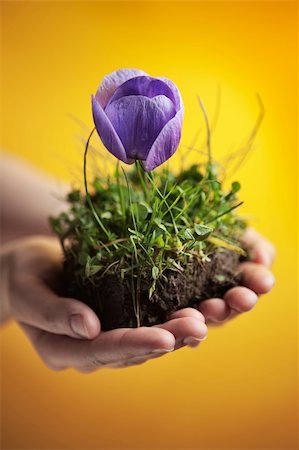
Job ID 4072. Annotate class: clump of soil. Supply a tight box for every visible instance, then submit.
[62,248,241,330]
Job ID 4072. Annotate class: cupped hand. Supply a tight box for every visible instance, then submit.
[4,237,207,371]
[194,228,276,323]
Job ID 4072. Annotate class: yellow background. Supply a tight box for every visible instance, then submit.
[0,1,298,449]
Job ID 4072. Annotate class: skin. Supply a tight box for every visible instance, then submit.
[0,155,275,372]
[197,228,275,324]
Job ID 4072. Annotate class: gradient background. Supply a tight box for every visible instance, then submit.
[0,1,298,449]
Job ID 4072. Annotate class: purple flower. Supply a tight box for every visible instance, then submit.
[92,69,184,171]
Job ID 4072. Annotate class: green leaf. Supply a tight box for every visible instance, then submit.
[87,264,102,277]
[132,202,150,222]
[231,181,241,193]
[48,217,63,235]
[78,252,89,266]
[85,256,102,277]
[96,251,103,261]
[212,181,220,191]
[214,274,226,282]
[139,201,152,215]
[67,190,81,202]
[128,228,144,240]
[184,228,194,240]
[154,218,167,232]
[149,281,156,298]
[101,211,112,220]
[152,266,160,280]
[155,235,165,248]
[194,224,213,240]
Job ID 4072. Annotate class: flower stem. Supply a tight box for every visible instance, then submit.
[135,161,148,201]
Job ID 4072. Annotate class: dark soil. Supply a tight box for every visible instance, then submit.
[62,248,241,331]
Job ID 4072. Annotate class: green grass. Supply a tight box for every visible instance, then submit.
[49,159,246,301]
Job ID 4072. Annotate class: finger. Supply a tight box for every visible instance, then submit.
[239,262,275,294]
[155,317,208,348]
[100,349,171,370]
[198,298,231,323]
[81,327,176,370]
[241,228,276,267]
[106,357,150,369]
[90,326,175,361]
[19,323,66,371]
[12,275,101,339]
[224,286,258,312]
[168,307,206,322]
[20,324,176,371]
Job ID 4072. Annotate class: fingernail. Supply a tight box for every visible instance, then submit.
[183,336,207,347]
[70,314,89,338]
[151,348,174,354]
[262,274,275,291]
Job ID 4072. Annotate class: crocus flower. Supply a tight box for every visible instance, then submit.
[92,68,184,171]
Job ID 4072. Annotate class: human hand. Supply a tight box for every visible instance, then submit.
[196,228,276,323]
[2,237,207,371]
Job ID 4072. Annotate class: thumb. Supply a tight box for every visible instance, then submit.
[11,274,101,339]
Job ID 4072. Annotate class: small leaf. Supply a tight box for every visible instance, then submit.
[211,180,221,191]
[85,255,103,277]
[139,201,152,214]
[152,266,159,280]
[67,190,81,202]
[154,218,167,232]
[184,228,194,240]
[128,228,143,239]
[49,217,63,235]
[155,235,165,248]
[131,203,139,220]
[194,224,213,240]
[137,203,150,221]
[78,252,89,266]
[231,181,241,193]
[101,211,112,219]
[174,237,183,250]
[96,251,103,261]
[149,229,156,245]
[149,281,156,299]
[214,274,226,282]
[87,264,102,277]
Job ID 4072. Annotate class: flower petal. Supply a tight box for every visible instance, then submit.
[157,77,183,111]
[95,68,148,108]
[92,96,132,164]
[105,95,176,160]
[107,76,178,111]
[143,107,184,171]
